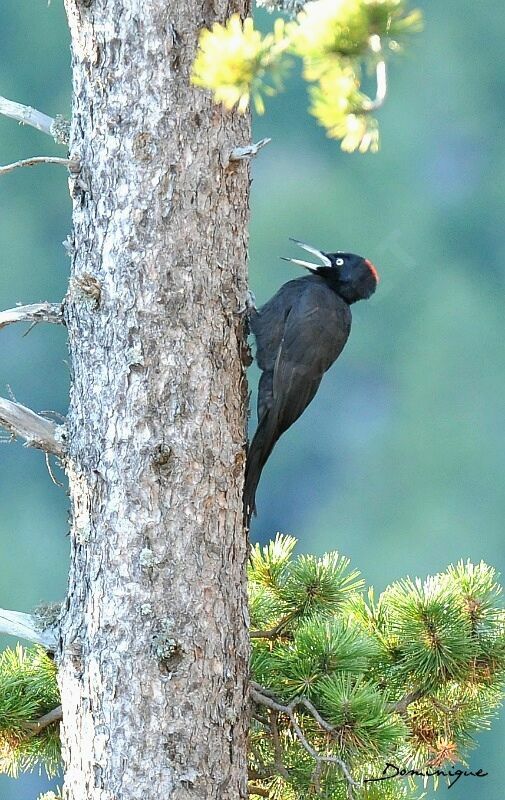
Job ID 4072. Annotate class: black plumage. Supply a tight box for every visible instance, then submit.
[244,240,379,526]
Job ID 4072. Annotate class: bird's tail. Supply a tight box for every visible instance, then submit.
[243,411,278,528]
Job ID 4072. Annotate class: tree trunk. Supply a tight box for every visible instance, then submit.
[59,2,251,798]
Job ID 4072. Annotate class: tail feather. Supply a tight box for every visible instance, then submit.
[243,411,279,528]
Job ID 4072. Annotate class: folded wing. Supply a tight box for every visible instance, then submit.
[244,277,351,525]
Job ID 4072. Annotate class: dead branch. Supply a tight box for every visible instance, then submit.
[0,608,58,651]
[0,302,64,331]
[0,156,79,178]
[229,137,271,162]
[362,35,387,113]
[0,397,65,457]
[0,95,69,144]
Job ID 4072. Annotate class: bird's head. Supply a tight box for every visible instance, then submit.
[283,238,379,304]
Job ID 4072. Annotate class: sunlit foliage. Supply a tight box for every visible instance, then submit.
[191,0,422,151]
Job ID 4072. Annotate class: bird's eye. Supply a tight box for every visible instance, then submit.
[335,258,344,266]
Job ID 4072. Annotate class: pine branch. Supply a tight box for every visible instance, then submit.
[0,156,79,178]
[229,138,271,163]
[270,710,290,779]
[0,398,65,457]
[255,0,305,13]
[0,303,64,332]
[392,687,426,715]
[250,613,294,640]
[0,609,58,651]
[23,706,63,735]
[0,95,69,144]
[251,682,359,793]
[0,645,61,777]
[249,539,505,797]
[361,35,387,113]
[248,785,270,798]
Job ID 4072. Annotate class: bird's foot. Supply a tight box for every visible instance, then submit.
[237,289,257,317]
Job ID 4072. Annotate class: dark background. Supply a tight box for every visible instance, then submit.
[0,1,503,797]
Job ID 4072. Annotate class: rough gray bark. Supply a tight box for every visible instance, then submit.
[59,2,251,798]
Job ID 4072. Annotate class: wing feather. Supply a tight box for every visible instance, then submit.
[244,276,351,526]
[270,283,351,435]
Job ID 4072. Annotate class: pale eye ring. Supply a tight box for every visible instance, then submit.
[335,257,344,266]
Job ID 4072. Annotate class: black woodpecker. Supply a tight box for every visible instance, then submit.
[244,239,379,526]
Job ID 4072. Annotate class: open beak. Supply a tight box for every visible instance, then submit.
[281,238,332,272]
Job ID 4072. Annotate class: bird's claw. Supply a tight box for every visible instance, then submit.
[237,289,257,316]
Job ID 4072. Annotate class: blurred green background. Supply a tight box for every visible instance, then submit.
[0,1,503,798]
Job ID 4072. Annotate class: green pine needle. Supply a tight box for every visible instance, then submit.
[268,619,379,698]
[2,541,504,800]
[382,577,478,686]
[443,560,503,631]
[277,552,364,619]
[249,539,505,797]
[317,674,407,759]
[0,645,61,778]
[249,533,298,591]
